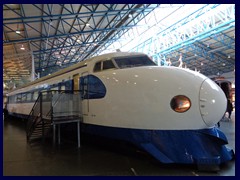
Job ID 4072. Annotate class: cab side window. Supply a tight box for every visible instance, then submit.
[103,60,115,70]
[93,62,102,72]
[94,60,116,72]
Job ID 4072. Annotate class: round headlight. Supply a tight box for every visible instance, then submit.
[170,95,191,113]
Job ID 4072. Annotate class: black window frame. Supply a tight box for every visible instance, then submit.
[93,61,102,72]
[102,60,116,70]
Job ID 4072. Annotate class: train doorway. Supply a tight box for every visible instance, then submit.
[73,74,80,91]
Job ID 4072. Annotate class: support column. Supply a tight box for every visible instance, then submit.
[53,124,56,147]
[77,121,81,148]
[58,124,61,145]
[30,45,35,82]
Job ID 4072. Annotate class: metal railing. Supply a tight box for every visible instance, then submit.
[51,91,82,120]
[26,90,82,142]
[26,93,42,141]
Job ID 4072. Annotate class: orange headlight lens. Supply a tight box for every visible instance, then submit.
[170,95,191,113]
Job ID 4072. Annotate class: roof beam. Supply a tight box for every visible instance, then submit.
[3,5,159,24]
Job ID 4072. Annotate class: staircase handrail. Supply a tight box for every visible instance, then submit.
[26,93,42,131]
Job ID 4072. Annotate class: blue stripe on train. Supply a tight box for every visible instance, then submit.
[81,123,234,165]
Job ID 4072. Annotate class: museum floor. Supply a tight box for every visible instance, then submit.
[3,111,235,176]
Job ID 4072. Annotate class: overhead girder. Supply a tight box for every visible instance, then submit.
[45,4,99,68]
[3,4,158,44]
[70,4,134,61]
[127,4,234,76]
[211,32,235,49]
[3,22,142,45]
[45,4,66,68]
[82,4,148,60]
[3,4,160,78]
[3,4,159,66]
[3,4,235,82]
[91,7,156,57]
[131,4,234,54]
[33,37,130,72]
[184,41,234,65]
[38,4,159,76]
[161,39,234,76]
[182,42,233,75]
[3,4,159,24]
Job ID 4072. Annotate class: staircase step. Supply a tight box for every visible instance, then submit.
[34,126,51,129]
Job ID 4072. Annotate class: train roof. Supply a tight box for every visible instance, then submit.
[84,52,146,63]
[7,52,146,93]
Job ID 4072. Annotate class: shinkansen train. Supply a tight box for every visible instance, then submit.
[5,52,234,166]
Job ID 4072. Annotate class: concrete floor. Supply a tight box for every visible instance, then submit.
[3,111,235,176]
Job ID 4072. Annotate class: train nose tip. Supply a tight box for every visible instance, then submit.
[199,79,227,127]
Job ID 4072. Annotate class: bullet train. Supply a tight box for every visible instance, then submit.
[5,52,234,166]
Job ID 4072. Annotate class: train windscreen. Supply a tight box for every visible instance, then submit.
[114,55,157,69]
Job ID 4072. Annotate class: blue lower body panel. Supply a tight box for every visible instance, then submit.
[81,123,234,165]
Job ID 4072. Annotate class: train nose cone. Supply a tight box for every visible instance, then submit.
[199,78,227,127]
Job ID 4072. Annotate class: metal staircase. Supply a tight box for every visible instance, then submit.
[26,115,52,142]
[26,90,82,144]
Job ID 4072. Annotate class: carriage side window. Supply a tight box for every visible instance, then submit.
[103,60,115,70]
[17,94,22,103]
[8,96,13,104]
[22,93,27,102]
[9,96,13,103]
[33,91,39,101]
[8,96,11,104]
[93,61,102,72]
[13,95,17,103]
[51,86,59,94]
[64,80,72,90]
[27,92,32,102]
[60,85,65,91]
[42,91,48,100]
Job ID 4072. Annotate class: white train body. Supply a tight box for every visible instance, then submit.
[88,66,227,130]
[6,52,234,165]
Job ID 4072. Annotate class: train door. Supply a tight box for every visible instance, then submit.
[73,74,80,91]
[81,72,89,122]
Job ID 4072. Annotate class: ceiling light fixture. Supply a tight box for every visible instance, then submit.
[20,45,25,50]
[16,24,20,34]
[128,14,133,18]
